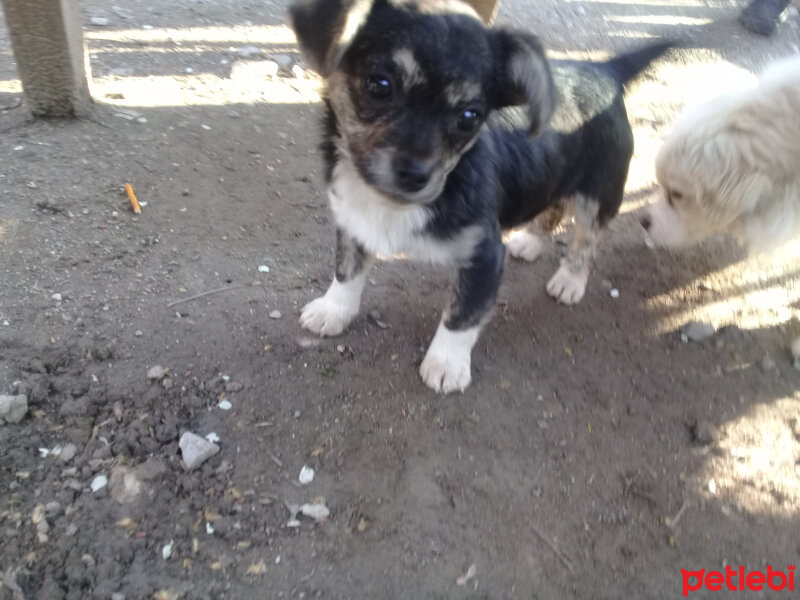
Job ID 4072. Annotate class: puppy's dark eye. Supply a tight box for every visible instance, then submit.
[364,74,392,100]
[456,109,482,133]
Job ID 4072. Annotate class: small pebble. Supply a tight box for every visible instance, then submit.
[89,16,110,26]
[791,337,800,371]
[46,501,63,518]
[258,265,270,273]
[299,465,315,485]
[162,540,174,560]
[680,321,716,343]
[238,45,262,58]
[271,53,293,69]
[217,400,232,410]
[609,288,619,298]
[60,443,78,463]
[91,474,108,493]
[300,502,330,521]
[147,365,168,381]
[269,310,282,319]
[691,420,719,445]
[51,293,63,302]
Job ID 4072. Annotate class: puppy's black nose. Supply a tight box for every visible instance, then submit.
[639,215,652,231]
[393,155,432,193]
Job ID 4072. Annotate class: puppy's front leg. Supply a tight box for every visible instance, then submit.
[300,229,374,337]
[420,235,505,394]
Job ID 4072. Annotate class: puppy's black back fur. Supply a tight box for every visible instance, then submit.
[493,41,673,229]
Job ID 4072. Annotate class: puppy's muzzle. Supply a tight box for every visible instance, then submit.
[392,154,434,194]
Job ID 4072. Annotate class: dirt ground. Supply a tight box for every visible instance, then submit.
[1,0,800,598]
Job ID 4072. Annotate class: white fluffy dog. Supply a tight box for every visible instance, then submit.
[641,55,800,251]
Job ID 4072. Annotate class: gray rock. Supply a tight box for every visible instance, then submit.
[59,396,90,417]
[60,443,78,463]
[147,365,168,381]
[109,466,142,504]
[225,381,243,393]
[691,420,720,445]
[179,432,219,471]
[238,45,262,59]
[272,53,293,69]
[0,394,28,424]
[109,458,167,504]
[680,321,716,342]
[46,501,63,518]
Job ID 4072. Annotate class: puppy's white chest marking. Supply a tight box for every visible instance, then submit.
[328,162,481,265]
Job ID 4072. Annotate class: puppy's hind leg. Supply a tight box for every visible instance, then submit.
[547,194,600,305]
[300,229,374,336]
[507,204,563,263]
[420,234,505,394]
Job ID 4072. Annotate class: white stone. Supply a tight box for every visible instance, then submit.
[91,475,108,493]
[300,503,330,520]
[299,465,314,485]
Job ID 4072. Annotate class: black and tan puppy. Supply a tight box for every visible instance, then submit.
[290,0,670,393]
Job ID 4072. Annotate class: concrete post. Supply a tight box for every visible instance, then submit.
[0,0,92,117]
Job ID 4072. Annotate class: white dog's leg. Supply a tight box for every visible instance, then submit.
[420,322,481,394]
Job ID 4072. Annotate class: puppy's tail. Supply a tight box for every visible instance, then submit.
[602,40,676,86]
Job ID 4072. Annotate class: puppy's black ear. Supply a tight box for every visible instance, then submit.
[289,0,375,77]
[490,29,555,137]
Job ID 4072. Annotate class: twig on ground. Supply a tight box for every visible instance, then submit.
[666,499,690,530]
[267,451,283,467]
[531,525,576,576]
[167,285,246,307]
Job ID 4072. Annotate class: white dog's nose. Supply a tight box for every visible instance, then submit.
[639,214,652,231]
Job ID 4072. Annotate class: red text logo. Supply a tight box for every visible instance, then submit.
[682,565,795,596]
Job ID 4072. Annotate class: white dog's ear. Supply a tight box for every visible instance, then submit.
[490,29,555,137]
[697,163,773,221]
[289,0,374,77]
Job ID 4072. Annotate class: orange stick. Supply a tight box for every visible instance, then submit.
[124,183,141,214]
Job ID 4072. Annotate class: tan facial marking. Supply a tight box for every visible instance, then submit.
[444,81,482,108]
[393,48,426,89]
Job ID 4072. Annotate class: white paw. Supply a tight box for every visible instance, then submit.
[299,275,365,337]
[420,352,471,394]
[299,296,354,336]
[546,264,588,305]
[507,231,546,263]
[419,323,480,394]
